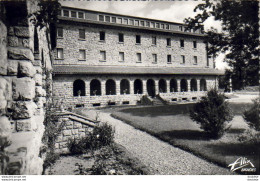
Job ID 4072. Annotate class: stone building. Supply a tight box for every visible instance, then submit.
[53,6,224,108]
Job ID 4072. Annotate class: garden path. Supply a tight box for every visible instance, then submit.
[96,111,233,175]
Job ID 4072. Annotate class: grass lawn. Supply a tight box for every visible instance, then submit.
[111,103,259,175]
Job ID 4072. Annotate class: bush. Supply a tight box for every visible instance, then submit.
[243,98,260,131]
[190,89,233,139]
[238,129,260,145]
[67,122,115,154]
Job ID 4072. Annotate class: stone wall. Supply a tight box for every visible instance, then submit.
[53,23,212,68]
[0,0,52,175]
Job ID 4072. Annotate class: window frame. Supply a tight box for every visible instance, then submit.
[79,29,85,40]
[136,35,141,44]
[100,51,106,61]
[79,49,86,61]
[56,48,64,59]
[152,36,157,45]
[100,31,105,41]
[136,53,142,63]
[119,52,125,62]
[166,38,171,47]
[193,56,198,65]
[180,39,184,48]
[181,55,185,64]
[152,54,157,63]
[167,54,172,63]
[57,27,63,38]
[193,41,197,49]
[118,33,124,43]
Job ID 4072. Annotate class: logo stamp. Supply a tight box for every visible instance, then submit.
[228,157,256,173]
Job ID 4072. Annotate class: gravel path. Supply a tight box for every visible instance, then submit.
[97,111,232,175]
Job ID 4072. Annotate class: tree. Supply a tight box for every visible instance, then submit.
[190,89,233,138]
[185,0,259,90]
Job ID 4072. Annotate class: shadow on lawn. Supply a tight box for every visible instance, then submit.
[227,128,246,134]
[157,130,210,140]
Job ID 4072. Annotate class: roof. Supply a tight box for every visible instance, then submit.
[53,65,225,76]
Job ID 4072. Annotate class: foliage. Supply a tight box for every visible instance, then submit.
[190,89,233,138]
[238,129,260,145]
[0,137,11,175]
[185,0,259,89]
[243,98,260,131]
[67,122,115,154]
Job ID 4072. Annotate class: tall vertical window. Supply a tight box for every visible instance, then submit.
[181,55,185,64]
[124,19,128,24]
[179,26,183,31]
[129,19,134,25]
[119,52,124,62]
[63,10,69,17]
[136,53,141,62]
[140,21,144,26]
[56,48,63,59]
[100,31,105,41]
[79,29,85,39]
[193,41,197,49]
[99,15,104,21]
[134,20,139,26]
[117,18,122,24]
[79,50,86,60]
[167,38,171,46]
[151,22,155,28]
[180,39,184,47]
[100,51,106,61]
[112,17,116,23]
[166,24,170,29]
[156,23,160,28]
[152,54,157,63]
[136,35,141,44]
[152,36,157,45]
[193,56,198,64]
[161,24,165,29]
[57,27,63,38]
[146,22,150,27]
[119,33,124,43]
[167,55,171,63]
[105,16,110,22]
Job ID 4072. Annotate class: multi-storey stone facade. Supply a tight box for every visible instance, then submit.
[53,7,223,108]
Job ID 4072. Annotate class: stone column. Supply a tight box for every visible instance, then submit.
[155,80,159,95]
[187,79,191,92]
[85,80,90,96]
[177,79,181,92]
[130,80,134,95]
[166,79,170,93]
[101,80,106,96]
[116,80,120,95]
[142,79,147,95]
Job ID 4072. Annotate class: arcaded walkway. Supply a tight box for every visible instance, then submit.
[97,111,232,175]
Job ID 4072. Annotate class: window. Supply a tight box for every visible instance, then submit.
[152,54,157,63]
[105,16,110,22]
[79,29,85,39]
[112,17,116,23]
[193,56,198,64]
[161,24,165,29]
[79,50,86,60]
[151,22,155,28]
[136,35,141,44]
[180,39,184,47]
[118,33,124,43]
[166,24,170,29]
[57,27,63,38]
[193,41,197,49]
[78,12,84,19]
[179,26,183,31]
[124,19,128,24]
[134,20,139,26]
[56,48,63,59]
[167,55,171,63]
[146,21,150,27]
[140,21,144,26]
[100,51,106,61]
[119,52,124,62]
[156,23,160,28]
[117,18,122,24]
[100,31,105,41]
[167,38,171,46]
[152,36,157,45]
[129,19,134,25]
[99,15,104,21]
[71,11,77,18]
[181,55,185,64]
[63,10,69,17]
[136,53,141,62]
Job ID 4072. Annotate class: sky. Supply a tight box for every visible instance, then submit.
[60,0,227,70]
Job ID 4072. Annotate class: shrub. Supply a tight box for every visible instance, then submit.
[238,129,260,145]
[243,98,260,131]
[67,122,115,154]
[190,89,233,139]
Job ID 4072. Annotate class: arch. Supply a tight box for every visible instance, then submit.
[90,79,101,96]
[120,79,130,94]
[147,79,155,97]
[180,79,188,92]
[73,79,85,96]
[190,79,197,91]
[159,79,167,93]
[106,79,116,95]
[200,79,207,91]
[170,79,178,92]
[134,79,143,94]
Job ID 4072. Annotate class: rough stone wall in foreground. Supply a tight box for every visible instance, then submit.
[0,1,52,175]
